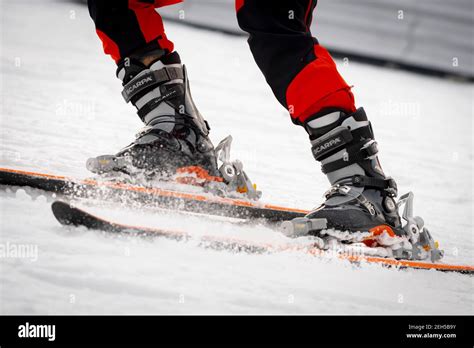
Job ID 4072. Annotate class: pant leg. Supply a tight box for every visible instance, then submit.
[236,0,356,124]
[88,0,181,63]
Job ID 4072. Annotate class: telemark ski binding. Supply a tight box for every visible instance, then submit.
[214,135,261,200]
[172,135,261,199]
[86,135,260,200]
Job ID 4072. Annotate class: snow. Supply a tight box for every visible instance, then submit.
[0,0,473,314]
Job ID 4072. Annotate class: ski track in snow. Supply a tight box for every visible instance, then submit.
[0,0,473,314]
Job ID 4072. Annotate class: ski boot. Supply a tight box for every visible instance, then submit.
[87,49,218,176]
[281,108,443,261]
[86,48,260,199]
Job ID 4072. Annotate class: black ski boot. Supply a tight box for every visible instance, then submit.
[87,49,260,199]
[282,108,443,261]
[87,50,219,177]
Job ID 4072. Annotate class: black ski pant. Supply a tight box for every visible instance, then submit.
[88,0,355,123]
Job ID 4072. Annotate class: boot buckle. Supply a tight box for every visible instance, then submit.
[324,184,351,199]
[339,185,351,195]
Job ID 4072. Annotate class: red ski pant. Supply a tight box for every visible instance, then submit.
[88,0,356,124]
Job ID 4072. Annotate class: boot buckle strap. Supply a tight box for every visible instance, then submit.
[321,140,379,174]
[311,127,353,161]
[324,185,380,217]
[136,84,184,121]
[122,67,184,103]
[351,175,398,197]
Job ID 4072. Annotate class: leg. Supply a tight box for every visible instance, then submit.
[86,0,220,177]
[237,1,442,261]
[237,0,396,230]
[88,0,179,63]
[236,0,355,124]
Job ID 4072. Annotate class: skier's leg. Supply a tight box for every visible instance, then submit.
[236,1,441,259]
[88,0,179,63]
[86,0,220,176]
[236,0,355,124]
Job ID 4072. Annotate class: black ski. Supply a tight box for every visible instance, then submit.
[51,201,474,274]
[51,201,272,254]
[1,167,308,222]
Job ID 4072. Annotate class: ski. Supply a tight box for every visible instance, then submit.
[51,200,276,254]
[51,200,474,275]
[0,167,308,221]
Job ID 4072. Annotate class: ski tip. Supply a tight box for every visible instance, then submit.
[51,200,76,226]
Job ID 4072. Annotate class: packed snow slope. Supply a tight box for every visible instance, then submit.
[1,0,473,314]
